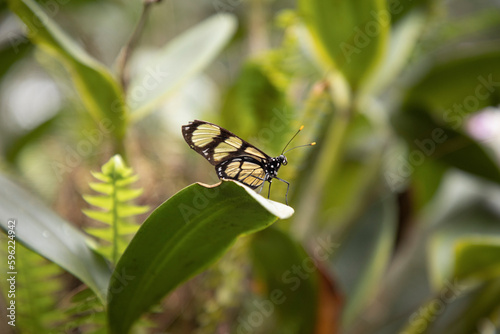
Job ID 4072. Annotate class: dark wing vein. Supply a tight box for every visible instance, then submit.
[182,120,270,166]
[216,158,266,189]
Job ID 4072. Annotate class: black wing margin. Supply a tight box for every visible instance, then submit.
[181,120,270,166]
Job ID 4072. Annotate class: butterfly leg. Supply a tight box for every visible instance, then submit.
[275,177,290,205]
[267,180,272,199]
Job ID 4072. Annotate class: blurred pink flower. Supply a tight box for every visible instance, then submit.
[466,107,500,159]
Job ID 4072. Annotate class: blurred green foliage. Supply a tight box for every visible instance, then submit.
[1,0,500,333]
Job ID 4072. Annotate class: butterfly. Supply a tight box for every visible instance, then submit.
[181,120,315,205]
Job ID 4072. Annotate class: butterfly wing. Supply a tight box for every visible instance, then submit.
[182,120,271,165]
[216,157,266,189]
[182,120,270,189]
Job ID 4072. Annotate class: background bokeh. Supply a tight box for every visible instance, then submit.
[1,0,500,333]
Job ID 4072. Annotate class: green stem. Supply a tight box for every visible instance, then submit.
[116,0,156,91]
[111,165,119,265]
[248,0,269,55]
[292,73,353,238]
[114,135,127,164]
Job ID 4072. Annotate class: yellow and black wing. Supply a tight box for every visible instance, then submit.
[182,120,270,189]
[215,158,266,189]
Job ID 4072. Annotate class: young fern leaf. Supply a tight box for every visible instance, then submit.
[0,236,64,332]
[62,286,156,333]
[83,155,148,264]
[60,287,107,334]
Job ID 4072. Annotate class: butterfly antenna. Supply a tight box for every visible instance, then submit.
[284,142,316,154]
[281,125,316,154]
[281,125,304,154]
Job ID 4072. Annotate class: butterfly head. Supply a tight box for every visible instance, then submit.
[277,154,288,166]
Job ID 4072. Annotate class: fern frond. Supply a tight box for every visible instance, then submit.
[83,155,149,264]
[60,287,107,334]
[62,286,157,333]
[89,182,113,195]
[0,235,64,333]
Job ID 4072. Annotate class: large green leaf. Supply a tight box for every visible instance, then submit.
[0,36,32,79]
[319,113,384,226]
[389,0,435,24]
[298,0,389,89]
[332,195,397,328]
[249,227,319,333]
[363,10,426,96]
[454,237,500,282]
[405,49,500,122]
[444,279,500,334]
[392,106,500,186]
[107,181,293,334]
[411,159,448,211]
[4,114,58,164]
[128,14,237,120]
[428,202,500,290]
[8,0,127,141]
[292,110,383,236]
[0,174,112,302]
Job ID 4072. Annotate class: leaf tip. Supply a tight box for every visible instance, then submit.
[230,181,295,219]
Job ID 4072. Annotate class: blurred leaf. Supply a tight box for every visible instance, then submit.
[107,181,291,334]
[292,113,350,237]
[0,174,112,302]
[292,109,384,238]
[8,0,127,142]
[363,10,426,96]
[0,239,64,332]
[319,113,384,226]
[220,61,292,153]
[60,288,107,333]
[397,281,464,334]
[289,83,333,206]
[298,0,389,89]
[411,160,448,211]
[4,113,58,164]
[332,195,397,328]
[445,279,500,334]
[405,49,500,123]
[454,237,500,282]
[249,227,320,333]
[399,276,500,334]
[389,0,435,25]
[433,9,500,50]
[0,37,32,79]
[428,201,500,290]
[128,14,237,120]
[392,106,500,186]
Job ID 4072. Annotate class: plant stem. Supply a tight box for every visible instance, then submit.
[292,72,353,238]
[116,0,158,91]
[111,163,119,265]
[114,135,128,164]
[248,0,269,55]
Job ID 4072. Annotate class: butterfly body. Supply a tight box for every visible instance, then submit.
[182,120,292,202]
[263,155,287,180]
